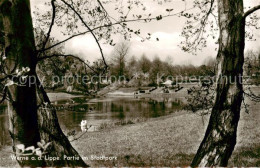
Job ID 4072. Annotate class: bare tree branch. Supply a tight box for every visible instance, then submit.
[37,31,90,53]
[37,5,196,53]
[243,88,260,102]
[60,0,108,69]
[38,54,98,74]
[40,0,56,52]
[244,5,260,19]
[181,0,215,52]
[97,0,108,17]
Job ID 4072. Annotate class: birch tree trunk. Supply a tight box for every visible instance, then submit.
[0,0,87,166]
[191,0,245,166]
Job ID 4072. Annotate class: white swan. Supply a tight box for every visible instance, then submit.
[80,120,87,127]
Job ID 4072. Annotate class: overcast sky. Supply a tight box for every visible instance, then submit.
[31,0,260,66]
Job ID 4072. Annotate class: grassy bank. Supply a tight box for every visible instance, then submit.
[70,99,260,167]
[0,99,260,166]
[71,111,203,166]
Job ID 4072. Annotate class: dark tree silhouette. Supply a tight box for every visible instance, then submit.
[0,0,186,166]
[188,0,260,166]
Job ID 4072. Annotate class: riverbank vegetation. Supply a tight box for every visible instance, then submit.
[36,45,260,95]
[1,95,259,167]
[1,0,260,166]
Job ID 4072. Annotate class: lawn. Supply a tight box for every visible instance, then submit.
[0,95,259,166]
[71,97,260,167]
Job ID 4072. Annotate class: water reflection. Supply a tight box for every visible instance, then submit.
[57,97,185,132]
[0,96,185,147]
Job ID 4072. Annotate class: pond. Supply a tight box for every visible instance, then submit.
[0,95,185,148]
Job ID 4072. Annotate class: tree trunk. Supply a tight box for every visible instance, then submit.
[191,0,245,166]
[0,0,87,166]
[36,78,87,167]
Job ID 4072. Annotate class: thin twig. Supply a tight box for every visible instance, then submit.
[40,0,56,53]
[244,5,260,19]
[37,6,196,53]
[37,53,98,74]
[60,0,108,68]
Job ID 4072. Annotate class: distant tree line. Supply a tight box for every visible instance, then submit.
[37,42,260,93]
[244,50,260,85]
[109,42,216,87]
